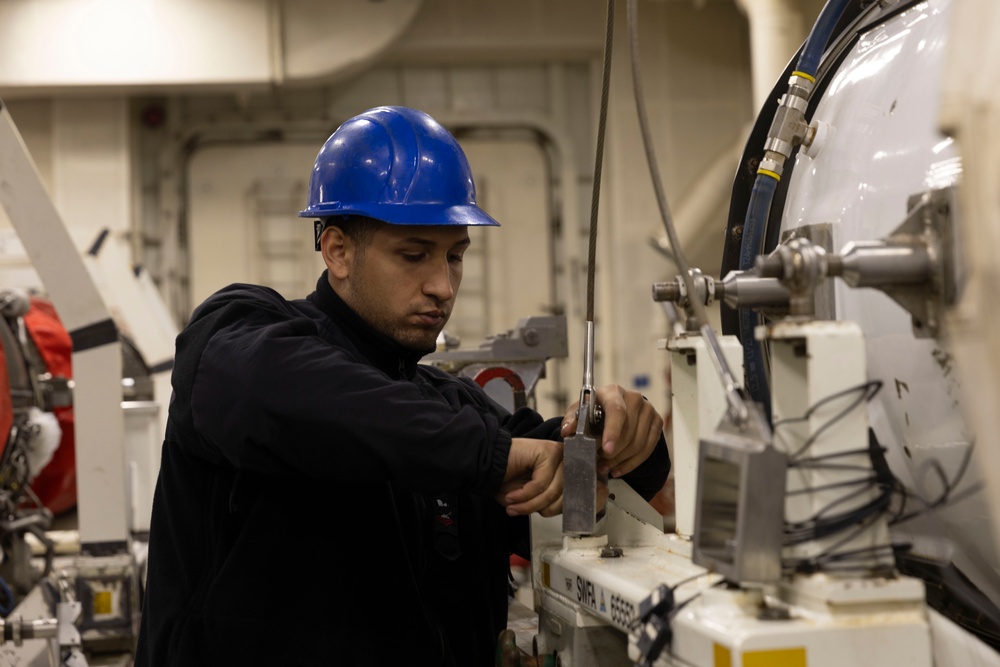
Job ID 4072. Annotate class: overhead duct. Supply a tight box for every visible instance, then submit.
[0,0,425,95]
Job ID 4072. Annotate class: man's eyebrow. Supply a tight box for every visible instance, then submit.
[395,237,471,248]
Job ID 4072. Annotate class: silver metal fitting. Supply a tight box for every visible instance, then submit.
[787,73,816,96]
[758,156,784,176]
[716,271,790,310]
[764,137,795,158]
[765,90,812,161]
[650,270,716,331]
[755,237,831,317]
[753,186,959,335]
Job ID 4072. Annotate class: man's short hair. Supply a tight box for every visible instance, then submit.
[316,215,381,252]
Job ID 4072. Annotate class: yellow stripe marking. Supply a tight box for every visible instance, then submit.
[757,169,782,181]
[714,643,732,667]
[93,590,113,615]
[743,647,807,667]
[791,70,816,83]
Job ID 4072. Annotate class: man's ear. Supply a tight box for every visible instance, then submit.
[320,226,352,280]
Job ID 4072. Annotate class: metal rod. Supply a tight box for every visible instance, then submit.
[582,320,595,392]
[563,0,616,538]
[701,323,750,423]
[627,0,752,425]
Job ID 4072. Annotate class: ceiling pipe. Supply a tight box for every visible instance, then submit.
[734,0,807,112]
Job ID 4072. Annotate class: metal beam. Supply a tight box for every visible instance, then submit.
[0,101,128,547]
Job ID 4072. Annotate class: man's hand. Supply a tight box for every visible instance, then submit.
[497,438,564,517]
[560,384,664,479]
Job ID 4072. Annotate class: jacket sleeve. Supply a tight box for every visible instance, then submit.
[176,290,510,497]
[500,407,670,558]
[619,434,670,501]
[501,406,671,501]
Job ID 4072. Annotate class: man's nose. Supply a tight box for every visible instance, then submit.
[423,259,456,301]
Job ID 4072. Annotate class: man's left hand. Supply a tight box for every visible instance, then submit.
[560,384,664,478]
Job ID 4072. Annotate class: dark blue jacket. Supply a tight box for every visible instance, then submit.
[135,273,670,666]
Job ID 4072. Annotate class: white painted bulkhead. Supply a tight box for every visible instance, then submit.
[0,0,824,528]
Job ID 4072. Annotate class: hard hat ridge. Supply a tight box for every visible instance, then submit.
[299,106,500,227]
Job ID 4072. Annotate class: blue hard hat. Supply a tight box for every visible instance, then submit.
[299,106,500,226]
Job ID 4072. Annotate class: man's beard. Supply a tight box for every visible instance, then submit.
[351,285,446,354]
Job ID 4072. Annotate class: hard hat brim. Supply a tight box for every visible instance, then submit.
[298,202,500,227]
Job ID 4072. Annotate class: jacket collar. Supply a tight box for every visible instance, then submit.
[308,271,424,379]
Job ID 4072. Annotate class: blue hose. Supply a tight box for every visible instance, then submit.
[737,0,853,418]
[0,574,14,616]
[739,174,778,274]
[738,174,778,416]
[796,0,853,78]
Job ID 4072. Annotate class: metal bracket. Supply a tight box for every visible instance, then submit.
[778,223,837,321]
[422,315,568,408]
[754,187,961,338]
[423,315,568,367]
[867,187,960,336]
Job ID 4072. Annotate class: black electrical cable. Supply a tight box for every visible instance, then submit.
[791,462,877,472]
[784,475,876,495]
[784,501,897,573]
[890,441,978,526]
[790,534,902,574]
[781,425,980,576]
[669,570,715,595]
[772,381,889,557]
[772,379,882,433]
[815,542,903,566]
[632,577,726,667]
[786,479,889,530]
[772,380,882,459]
[798,506,887,555]
[790,446,881,465]
[784,482,892,545]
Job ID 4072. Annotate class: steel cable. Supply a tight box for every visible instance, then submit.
[587,0,616,323]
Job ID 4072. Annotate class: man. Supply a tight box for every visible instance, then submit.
[136,106,670,666]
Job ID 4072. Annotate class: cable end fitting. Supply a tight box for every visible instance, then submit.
[789,71,817,92]
[758,154,785,181]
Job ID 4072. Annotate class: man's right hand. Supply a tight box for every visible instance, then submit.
[497,438,564,518]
